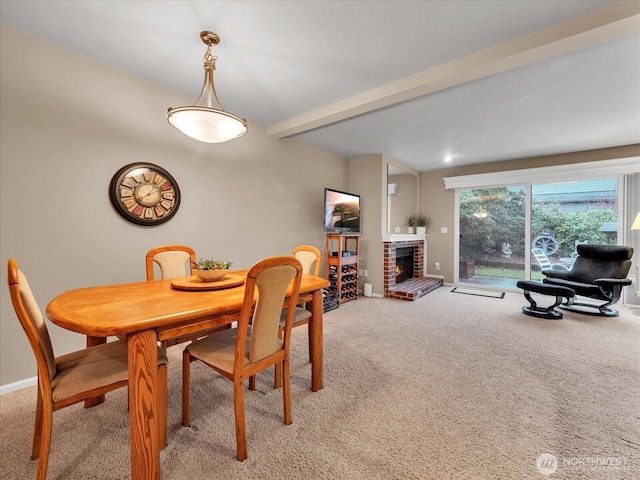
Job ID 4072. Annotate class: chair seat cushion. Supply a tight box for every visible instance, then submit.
[280,307,312,326]
[543,278,601,298]
[52,342,168,402]
[187,329,284,375]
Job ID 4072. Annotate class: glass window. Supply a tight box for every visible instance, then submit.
[458,178,619,289]
[531,179,618,274]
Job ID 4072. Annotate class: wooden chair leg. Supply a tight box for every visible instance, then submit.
[157,364,168,448]
[248,375,256,391]
[274,363,282,390]
[233,379,247,461]
[31,385,44,459]
[307,324,312,362]
[181,350,191,427]
[36,400,53,480]
[283,357,292,425]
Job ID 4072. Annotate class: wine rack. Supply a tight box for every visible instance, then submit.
[325,234,360,304]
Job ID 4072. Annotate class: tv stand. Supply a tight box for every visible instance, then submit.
[325,234,360,303]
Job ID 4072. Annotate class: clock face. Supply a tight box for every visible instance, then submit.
[109,163,181,226]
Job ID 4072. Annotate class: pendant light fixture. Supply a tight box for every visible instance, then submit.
[167,31,248,143]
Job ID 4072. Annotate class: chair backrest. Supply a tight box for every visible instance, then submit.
[236,257,302,365]
[570,244,633,284]
[7,259,57,384]
[292,245,321,276]
[145,245,196,280]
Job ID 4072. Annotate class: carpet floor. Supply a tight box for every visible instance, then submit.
[1,287,638,479]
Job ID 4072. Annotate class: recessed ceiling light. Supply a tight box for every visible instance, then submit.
[444,155,453,163]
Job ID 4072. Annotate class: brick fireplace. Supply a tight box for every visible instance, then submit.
[383,239,442,301]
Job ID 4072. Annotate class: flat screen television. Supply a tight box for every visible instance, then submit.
[324,188,361,234]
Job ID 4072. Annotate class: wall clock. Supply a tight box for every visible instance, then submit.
[109,162,181,226]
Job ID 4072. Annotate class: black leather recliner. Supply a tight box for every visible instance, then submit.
[542,244,633,317]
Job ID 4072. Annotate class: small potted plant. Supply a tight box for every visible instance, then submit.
[191,257,233,282]
[414,215,432,235]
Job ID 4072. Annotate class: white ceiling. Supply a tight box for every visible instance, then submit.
[1,0,638,172]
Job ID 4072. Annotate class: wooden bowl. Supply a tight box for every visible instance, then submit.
[193,269,228,282]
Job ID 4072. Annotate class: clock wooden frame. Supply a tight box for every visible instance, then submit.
[109,162,181,226]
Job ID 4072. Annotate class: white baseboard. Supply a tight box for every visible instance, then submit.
[0,376,36,395]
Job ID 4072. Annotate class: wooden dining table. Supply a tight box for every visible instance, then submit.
[46,271,329,480]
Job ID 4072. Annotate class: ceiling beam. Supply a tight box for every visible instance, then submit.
[267,1,640,139]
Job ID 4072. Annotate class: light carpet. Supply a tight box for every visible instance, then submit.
[1,288,638,479]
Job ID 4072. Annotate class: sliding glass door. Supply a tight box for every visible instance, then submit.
[459,187,525,288]
[458,178,619,289]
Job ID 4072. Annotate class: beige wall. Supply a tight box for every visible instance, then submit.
[0,26,348,386]
[348,155,384,294]
[421,144,640,283]
[388,173,418,233]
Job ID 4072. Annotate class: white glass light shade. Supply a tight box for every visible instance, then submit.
[632,212,640,230]
[167,106,247,143]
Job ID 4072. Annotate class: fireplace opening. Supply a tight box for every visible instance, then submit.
[395,247,414,284]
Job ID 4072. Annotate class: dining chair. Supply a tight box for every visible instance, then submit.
[274,245,321,388]
[181,256,303,461]
[145,244,196,280]
[7,258,168,480]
